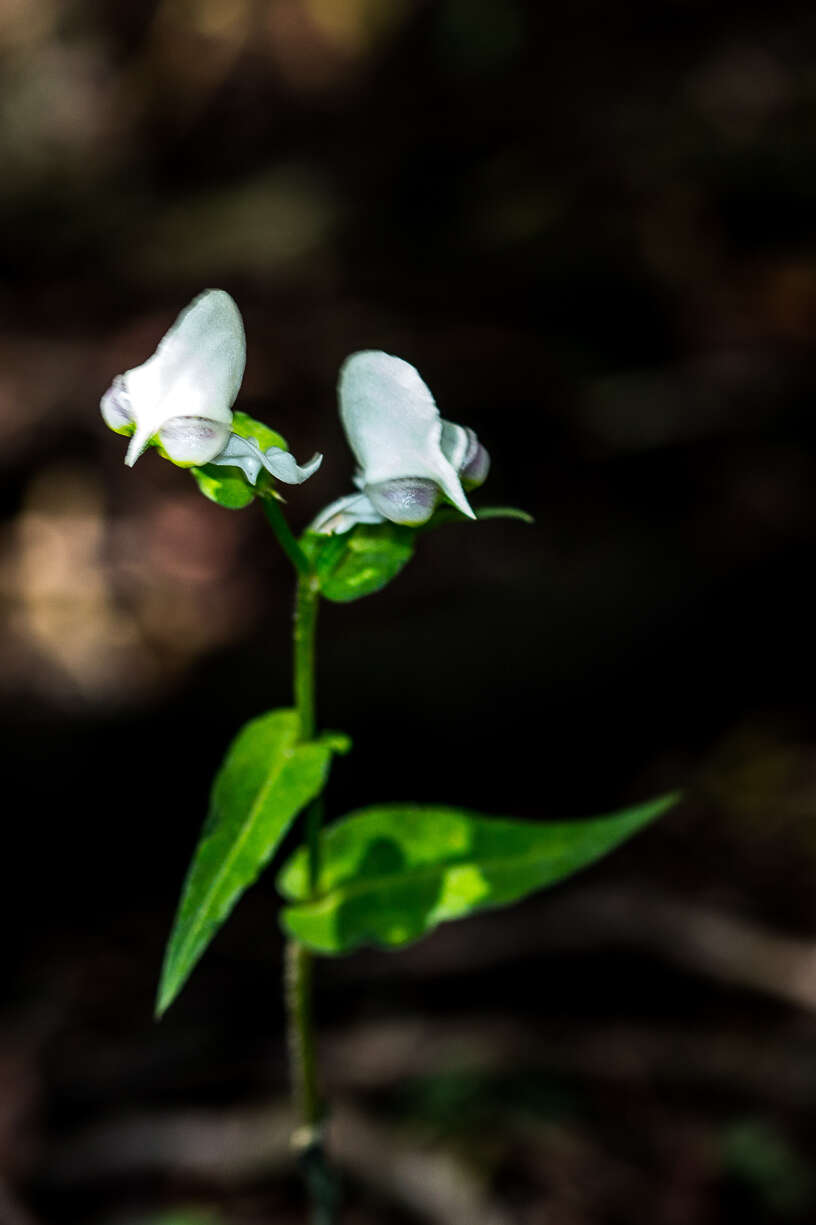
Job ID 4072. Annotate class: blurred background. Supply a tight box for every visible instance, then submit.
[3,1,816,1222]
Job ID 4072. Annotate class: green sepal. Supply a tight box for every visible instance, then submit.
[300,523,417,603]
[157,709,348,1014]
[189,411,289,509]
[277,794,678,955]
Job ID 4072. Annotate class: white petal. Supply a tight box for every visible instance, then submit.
[262,446,323,485]
[121,289,245,467]
[158,416,232,466]
[209,435,323,486]
[440,420,490,489]
[209,434,266,483]
[100,376,134,433]
[460,438,490,489]
[309,491,385,535]
[439,420,471,472]
[339,351,474,519]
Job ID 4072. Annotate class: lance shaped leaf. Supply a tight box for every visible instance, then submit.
[277,794,678,955]
[157,709,350,1014]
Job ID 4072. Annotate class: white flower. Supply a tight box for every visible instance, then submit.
[310,351,489,534]
[101,289,321,485]
[101,289,244,468]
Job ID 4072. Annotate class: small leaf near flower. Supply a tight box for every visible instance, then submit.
[301,522,417,603]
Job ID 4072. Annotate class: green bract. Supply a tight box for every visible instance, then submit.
[301,506,533,602]
[300,522,417,602]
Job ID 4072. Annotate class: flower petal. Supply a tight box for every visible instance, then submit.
[438,420,470,471]
[100,376,134,434]
[309,491,385,535]
[158,416,232,467]
[209,434,323,486]
[118,289,245,467]
[262,446,324,485]
[441,420,490,489]
[339,351,475,520]
[208,434,266,483]
[364,477,439,526]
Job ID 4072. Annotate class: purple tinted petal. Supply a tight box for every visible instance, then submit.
[365,478,439,526]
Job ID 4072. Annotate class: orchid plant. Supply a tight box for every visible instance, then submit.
[101,290,677,1223]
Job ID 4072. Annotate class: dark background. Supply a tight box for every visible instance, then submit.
[2,2,816,1222]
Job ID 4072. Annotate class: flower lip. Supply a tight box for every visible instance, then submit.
[209,434,323,486]
[101,289,246,469]
[365,477,439,525]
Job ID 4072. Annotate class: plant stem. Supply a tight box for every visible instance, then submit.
[261,493,312,577]
[284,939,320,1132]
[294,571,319,739]
[286,559,337,1221]
[294,572,323,894]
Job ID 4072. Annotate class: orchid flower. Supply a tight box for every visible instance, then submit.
[310,350,489,534]
[101,289,321,486]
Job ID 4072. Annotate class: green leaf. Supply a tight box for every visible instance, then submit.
[189,412,289,509]
[277,794,678,954]
[189,463,256,508]
[300,523,417,603]
[157,710,348,1014]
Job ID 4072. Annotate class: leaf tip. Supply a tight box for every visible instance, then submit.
[154,962,180,1017]
[474,506,535,524]
[321,729,353,755]
[651,789,683,816]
